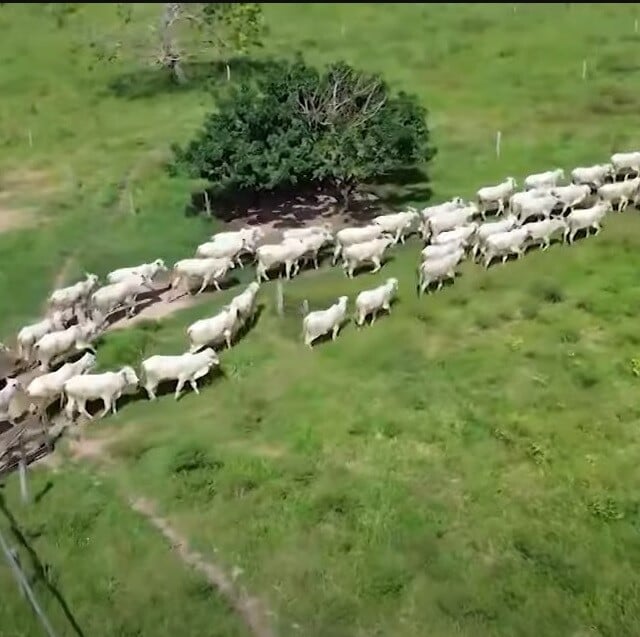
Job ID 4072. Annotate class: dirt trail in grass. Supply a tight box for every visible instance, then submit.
[65,435,277,637]
[131,496,277,637]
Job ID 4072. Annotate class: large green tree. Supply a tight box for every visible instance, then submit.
[174,59,435,210]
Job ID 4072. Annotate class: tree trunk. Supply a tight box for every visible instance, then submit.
[168,58,187,84]
[335,178,356,212]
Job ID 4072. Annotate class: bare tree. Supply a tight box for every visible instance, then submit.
[36,3,264,85]
[297,64,388,131]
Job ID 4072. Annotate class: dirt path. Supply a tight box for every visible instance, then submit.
[64,435,277,637]
[105,286,206,331]
[131,496,277,637]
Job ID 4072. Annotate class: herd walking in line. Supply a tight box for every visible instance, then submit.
[1,150,640,429]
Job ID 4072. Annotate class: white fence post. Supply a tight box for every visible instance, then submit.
[275,280,284,317]
[581,59,587,80]
[495,130,502,158]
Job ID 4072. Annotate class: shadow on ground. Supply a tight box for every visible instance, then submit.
[107,58,289,100]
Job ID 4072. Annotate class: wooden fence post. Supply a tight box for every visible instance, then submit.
[275,281,284,317]
[18,436,29,505]
[128,190,136,215]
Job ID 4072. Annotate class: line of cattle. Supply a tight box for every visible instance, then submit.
[1,151,640,429]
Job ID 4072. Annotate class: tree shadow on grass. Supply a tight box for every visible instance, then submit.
[185,170,431,230]
[106,57,290,100]
[370,166,433,210]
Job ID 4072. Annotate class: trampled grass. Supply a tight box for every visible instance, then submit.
[2,3,640,636]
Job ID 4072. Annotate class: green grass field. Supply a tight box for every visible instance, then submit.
[2,3,640,636]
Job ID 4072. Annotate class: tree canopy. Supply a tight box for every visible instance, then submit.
[173,58,435,210]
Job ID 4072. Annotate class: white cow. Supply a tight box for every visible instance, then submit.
[196,234,246,267]
[228,282,261,324]
[341,237,394,279]
[597,178,640,212]
[517,193,560,223]
[477,177,517,217]
[298,230,334,270]
[472,215,520,260]
[210,227,264,266]
[91,274,154,320]
[427,205,479,237]
[49,273,100,317]
[564,201,612,244]
[63,366,139,420]
[421,240,464,261]
[354,278,398,327]
[571,164,614,187]
[210,227,264,247]
[332,225,389,265]
[302,296,348,348]
[550,184,592,215]
[282,224,333,241]
[141,348,220,400]
[187,305,241,353]
[373,210,419,244]
[417,249,464,295]
[509,189,551,218]
[522,218,567,251]
[432,223,478,247]
[0,378,21,425]
[26,352,96,417]
[34,322,98,371]
[420,197,466,220]
[419,198,466,238]
[524,168,564,191]
[482,227,530,268]
[107,259,167,285]
[611,151,640,178]
[255,239,308,281]
[171,257,235,297]
[17,311,66,360]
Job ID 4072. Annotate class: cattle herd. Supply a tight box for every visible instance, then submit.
[1,150,639,432]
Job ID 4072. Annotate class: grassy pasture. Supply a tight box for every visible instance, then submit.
[59,214,640,637]
[1,3,640,334]
[2,3,640,636]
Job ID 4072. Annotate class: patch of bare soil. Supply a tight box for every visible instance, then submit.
[0,168,61,234]
[105,285,208,332]
[67,434,118,464]
[1,168,62,201]
[131,496,277,637]
[0,205,37,233]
